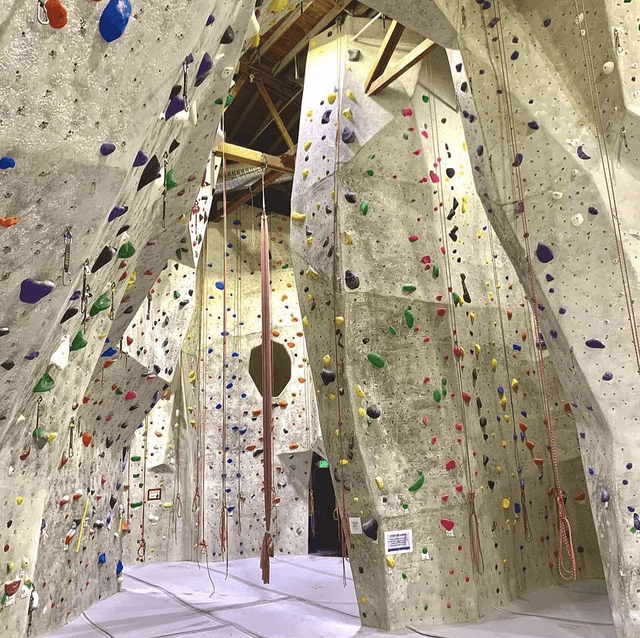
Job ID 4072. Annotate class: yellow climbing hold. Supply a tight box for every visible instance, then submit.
[360,596,367,604]
[335,316,344,326]
[477,228,484,239]
[269,0,287,12]
[329,392,337,401]
[306,236,313,246]
[375,476,384,490]
[470,312,475,324]
[307,109,313,117]
[355,384,365,398]
[322,354,331,365]
[511,378,519,390]
[500,396,507,409]
[491,358,498,371]
[292,211,307,223]
[344,231,353,245]
[16,496,23,505]
[302,168,309,179]
[327,92,337,104]
[495,465,502,474]
[47,432,57,443]
[501,440,507,448]
[474,343,481,355]
[386,556,396,568]
[358,407,366,417]
[126,271,137,290]
[346,89,355,100]
[342,107,353,120]
[339,459,349,466]
[302,315,309,327]
[334,429,340,437]
[163,502,173,508]
[461,195,469,213]
[502,498,511,509]
[303,140,312,151]
[306,266,319,279]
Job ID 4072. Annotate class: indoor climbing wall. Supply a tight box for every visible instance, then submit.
[358,1,640,636]
[0,0,272,635]
[290,17,602,631]
[193,207,319,561]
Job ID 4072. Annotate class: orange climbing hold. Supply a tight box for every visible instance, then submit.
[0,217,18,228]
[45,0,68,28]
[82,432,92,446]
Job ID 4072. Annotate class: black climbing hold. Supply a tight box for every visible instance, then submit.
[476,397,482,409]
[60,307,79,324]
[116,224,130,237]
[169,139,180,154]
[321,109,332,124]
[344,191,357,204]
[362,516,378,541]
[341,126,356,144]
[221,26,235,44]
[348,49,361,61]
[446,168,455,178]
[137,155,161,191]
[0,328,9,337]
[479,417,487,427]
[345,270,360,290]
[1,360,14,371]
[321,368,336,385]
[91,246,116,273]
[488,480,495,489]
[366,405,380,419]
[169,84,182,100]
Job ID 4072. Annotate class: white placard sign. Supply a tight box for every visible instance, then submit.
[384,529,413,555]
[349,517,363,534]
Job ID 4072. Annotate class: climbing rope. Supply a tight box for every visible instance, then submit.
[331,18,350,587]
[490,0,576,579]
[137,417,148,561]
[426,62,484,575]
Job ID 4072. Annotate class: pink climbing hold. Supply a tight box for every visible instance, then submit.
[461,391,471,403]
[402,108,413,117]
[413,149,422,155]
[125,390,136,400]
[421,255,430,264]
[440,518,455,531]
[419,177,429,183]
[453,345,463,358]
[421,131,428,139]
[440,246,446,254]
[431,436,437,445]
[445,459,456,471]
[429,171,439,183]
[454,422,463,431]
[455,484,463,492]
[437,307,446,317]
[422,415,429,425]
[408,235,419,242]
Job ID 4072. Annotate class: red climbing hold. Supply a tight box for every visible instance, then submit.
[408,235,419,242]
[461,391,471,403]
[445,459,456,471]
[45,0,68,28]
[125,390,136,400]
[440,518,455,531]
[437,307,446,317]
[126,336,133,346]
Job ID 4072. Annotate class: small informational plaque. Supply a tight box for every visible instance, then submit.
[384,529,413,555]
[349,517,363,534]
[147,488,162,501]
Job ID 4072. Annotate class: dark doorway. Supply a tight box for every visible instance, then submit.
[309,452,341,556]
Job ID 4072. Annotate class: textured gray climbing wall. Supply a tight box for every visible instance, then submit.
[193,207,318,561]
[290,17,603,631]
[0,0,285,634]
[357,2,640,636]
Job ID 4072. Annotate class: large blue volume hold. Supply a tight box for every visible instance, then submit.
[99,0,132,43]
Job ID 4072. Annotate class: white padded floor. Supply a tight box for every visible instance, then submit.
[44,556,615,638]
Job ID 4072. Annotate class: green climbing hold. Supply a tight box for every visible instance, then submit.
[367,352,386,368]
[366,169,374,176]
[32,427,47,440]
[360,200,369,215]
[90,292,111,317]
[452,292,461,305]
[433,265,440,277]
[422,95,430,103]
[389,326,396,335]
[224,92,234,108]
[165,169,178,190]
[433,389,441,403]
[442,385,447,397]
[403,133,409,140]
[117,241,135,259]
[441,378,447,386]
[70,331,87,351]
[115,388,123,395]
[214,97,223,105]
[370,153,376,159]
[402,283,416,292]
[401,573,407,579]
[131,455,142,462]
[34,374,54,393]
[408,470,425,492]
[282,264,289,269]
[318,459,329,468]
[404,308,414,329]
[130,501,143,509]
[402,503,409,510]
[422,546,429,554]
[173,291,180,299]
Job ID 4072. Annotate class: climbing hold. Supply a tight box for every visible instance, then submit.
[33,374,55,393]
[408,471,424,492]
[195,53,213,87]
[90,292,111,317]
[344,270,360,290]
[108,206,128,222]
[360,201,369,215]
[375,477,384,490]
[0,217,19,228]
[45,0,67,29]
[577,146,591,160]
[99,0,132,43]
[362,516,378,541]
[100,143,116,156]
[535,243,554,263]
[433,389,441,403]
[0,157,16,169]
[137,155,161,191]
[20,279,55,304]
[366,405,380,419]
[342,126,356,144]
[118,242,135,259]
[291,211,306,222]
[92,246,116,273]
[402,283,416,292]
[221,25,235,44]
[404,308,414,329]
[586,339,605,349]
[82,432,92,446]
[440,519,454,532]
[367,352,386,368]
[133,151,148,167]
[165,169,177,190]
[70,331,87,351]
[386,556,396,568]
[348,49,361,61]
[321,368,335,385]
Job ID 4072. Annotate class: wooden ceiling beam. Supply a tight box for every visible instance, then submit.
[367,39,438,96]
[256,80,295,150]
[271,1,346,77]
[214,142,294,174]
[364,19,405,94]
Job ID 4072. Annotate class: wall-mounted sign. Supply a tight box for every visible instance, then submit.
[384,529,413,555]
[147,488,161,501]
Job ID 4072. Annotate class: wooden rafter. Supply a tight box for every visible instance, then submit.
[271,2,346,77]
[214,142,294,174]
[367,39,438,96]
[247,88,302,147]
[253,1,315,61]
[364,20,405,94]
[256,80,295,150]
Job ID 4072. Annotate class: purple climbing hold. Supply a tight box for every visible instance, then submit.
[602,372,613,381]
[100,143,116,156]
[550,330,557,338]
[545,274,554,281]
[20,278,55,304]
[601,488,610,503]
[69,290,81,301]
[194,52,213,87]
[206,14,215,26]
[577,145,591,160]
[476,145,484,156]
[528,121,539,130]
[455,63,462,72]
[321,109,332,124]
[461,82,468,92]
[342,126,356,144]
[588,206,599,215]
[543,18,552,27]
[535,243,554,263]
[25,351,39,360]
[513,153,523,167]
[488,17,499,28]
[165,96,186,120]
[133,151,148,167]
[108,205,128,222]
[511,51,519,61]
[586,339,605,349]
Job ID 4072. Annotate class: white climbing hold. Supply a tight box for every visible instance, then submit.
[551,191,563,200]
[603,61,615,75]
[50,334,70,370]
[571,213,584,227]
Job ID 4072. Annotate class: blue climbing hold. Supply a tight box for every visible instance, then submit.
[101,347,117,357]
[99,0,132,43]
[100,143,116,156]
[98,552,107,564]
[586,339,605,349]
[116,560,124,575]
[0,157,16,169]
[215,281,224,290]
[602,371,613,381]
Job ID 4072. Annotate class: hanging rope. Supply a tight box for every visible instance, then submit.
[426,63,484,575]
[260,169,275,584]
[489,0,576,579]
[138,418,148,561]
